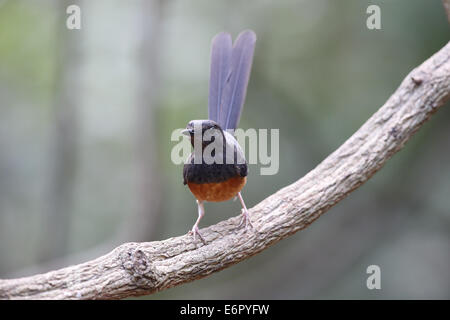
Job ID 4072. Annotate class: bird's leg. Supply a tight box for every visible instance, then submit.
[188,200,206,242]
[237,192,253,230]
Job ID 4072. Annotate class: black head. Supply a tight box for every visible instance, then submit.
[182,120,224,147]
[183,120,222,134]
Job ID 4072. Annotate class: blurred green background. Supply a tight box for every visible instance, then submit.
[0,0,449,299]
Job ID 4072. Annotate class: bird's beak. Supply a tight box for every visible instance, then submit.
[181,129,191,136]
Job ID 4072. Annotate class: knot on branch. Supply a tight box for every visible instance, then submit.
[410,67,430,86]
[120,247,157,289]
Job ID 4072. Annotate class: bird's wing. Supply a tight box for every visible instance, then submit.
[223,131,246,165]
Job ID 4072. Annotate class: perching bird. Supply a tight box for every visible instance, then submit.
[182,30,256,241]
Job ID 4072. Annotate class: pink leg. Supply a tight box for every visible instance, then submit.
[237,192,253,230]
[188,200,206,242]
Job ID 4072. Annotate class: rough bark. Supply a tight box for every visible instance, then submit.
[0,41,449,300]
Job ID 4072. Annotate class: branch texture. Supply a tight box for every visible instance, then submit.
[1,42,450,300]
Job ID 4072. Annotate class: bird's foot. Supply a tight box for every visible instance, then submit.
[188,225,206,243]
[238,208,254,231]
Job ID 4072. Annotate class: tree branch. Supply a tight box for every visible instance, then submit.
[1,42,449,300]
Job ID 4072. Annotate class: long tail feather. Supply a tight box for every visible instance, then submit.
[219,30,256,130]
[208,32,232,124]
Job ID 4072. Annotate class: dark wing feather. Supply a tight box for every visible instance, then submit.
[208,32,232,124]
[219,30,256,130]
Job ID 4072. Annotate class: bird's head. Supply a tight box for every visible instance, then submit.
[182,120,224,147]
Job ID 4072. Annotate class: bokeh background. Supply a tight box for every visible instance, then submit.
[0,0,449,299]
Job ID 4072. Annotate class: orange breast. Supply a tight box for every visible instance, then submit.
[188,176,247,202]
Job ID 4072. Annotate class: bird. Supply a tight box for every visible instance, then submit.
[182,30,256,242]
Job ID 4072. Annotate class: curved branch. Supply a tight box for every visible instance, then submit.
[1,42,450,300]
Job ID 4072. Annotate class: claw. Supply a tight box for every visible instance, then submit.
[236,192,254,231]
[188,226,206,243]
[238,208,254,231]
[189,200,206,243]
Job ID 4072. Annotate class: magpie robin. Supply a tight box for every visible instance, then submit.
[182,30,256,242]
